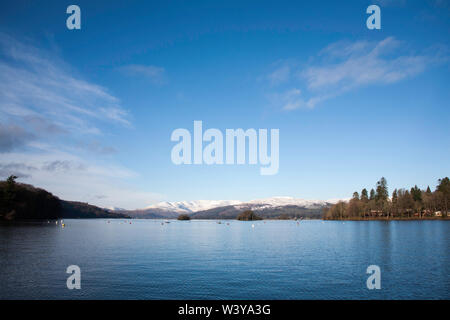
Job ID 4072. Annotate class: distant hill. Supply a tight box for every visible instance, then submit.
[115,207,180,219]
[190,204,327,219]
[122,197,335,219]
[60,200,130,219]
[0,179,129,220]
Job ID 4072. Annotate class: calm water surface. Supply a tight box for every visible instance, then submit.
[0,219,448,299]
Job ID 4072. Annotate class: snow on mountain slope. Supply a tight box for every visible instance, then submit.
[141,197,344,214]
[144,200,242,213]
[247,196,328,208]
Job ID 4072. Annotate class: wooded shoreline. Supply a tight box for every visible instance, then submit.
[324,216,449,221]
[324,177,449,220]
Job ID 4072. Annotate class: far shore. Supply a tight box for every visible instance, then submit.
[324,216,449,221]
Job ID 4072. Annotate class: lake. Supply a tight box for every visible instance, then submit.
[0,219,448,299]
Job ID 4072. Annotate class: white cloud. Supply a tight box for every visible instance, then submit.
[278,88,305,111]
[303,37,427,91]
[267,37,446,110]
[267,65,291,85]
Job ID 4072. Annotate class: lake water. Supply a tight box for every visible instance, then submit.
[0,219,448,299]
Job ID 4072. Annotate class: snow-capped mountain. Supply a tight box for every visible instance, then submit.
[143,199,242,213]
[123,196,343,219]
[108,206,127,212]
[243,196,336,209]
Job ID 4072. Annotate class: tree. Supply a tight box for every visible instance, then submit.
[348,198,363,218]
[392,189,398,202]
[177,214,191,220]
[6,175,18,185]
[375,177,389,202]
[391,189,398,217]
[369,189,375,201]
[361,189,369,202]
[436,177,450,217]
[397,189,414,217]
[410,185,422,202]
[3,175,18,207]
[325,201,347,219]
[352,191,359,200]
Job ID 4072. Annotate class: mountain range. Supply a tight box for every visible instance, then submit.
[116,197,342,219]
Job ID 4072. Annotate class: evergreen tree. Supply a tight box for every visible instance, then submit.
[411,185,422,202]
[361,189,369,202]
[436,177,450,217]
[369,189,375,201]
[391,189,398,217]
[4,175,18,206]
[352,191,359,200]
[375,177,389,202]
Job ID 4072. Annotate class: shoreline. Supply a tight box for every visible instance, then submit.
[324,217,449,221]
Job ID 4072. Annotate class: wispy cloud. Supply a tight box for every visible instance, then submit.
[303,37,426,91]
[0,34,164,209]
[0,32,131,138]
[267,64,291,85]
[269,88,304,111]
[119,64,167,84]
[267,37,447,110]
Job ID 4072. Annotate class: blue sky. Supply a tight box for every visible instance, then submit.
[0,0,449,209]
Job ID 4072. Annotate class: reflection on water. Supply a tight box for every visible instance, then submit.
[0,219,448,299]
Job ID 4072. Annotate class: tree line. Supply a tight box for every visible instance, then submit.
[325,177,449,219]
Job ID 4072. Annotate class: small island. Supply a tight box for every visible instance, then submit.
[237,210,262,221]
[177,214,191,220]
